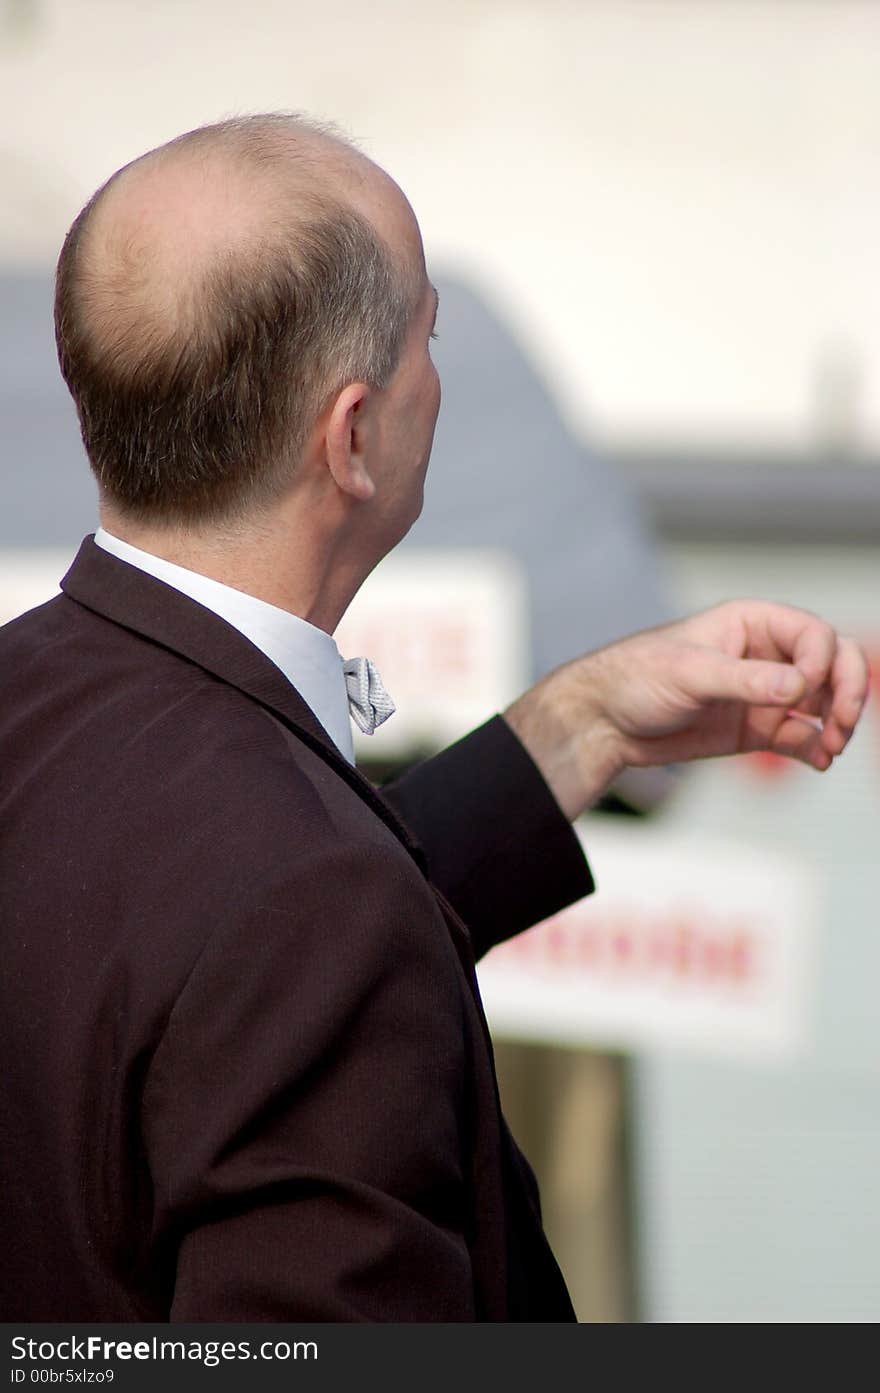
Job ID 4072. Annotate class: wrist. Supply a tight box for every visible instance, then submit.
[503,653,626,821]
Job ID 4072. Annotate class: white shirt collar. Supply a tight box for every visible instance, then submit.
[93,528,355,764]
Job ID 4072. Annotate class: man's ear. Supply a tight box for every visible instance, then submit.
[324,382,375,501]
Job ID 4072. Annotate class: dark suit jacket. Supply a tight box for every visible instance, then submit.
[0,537,593,1321]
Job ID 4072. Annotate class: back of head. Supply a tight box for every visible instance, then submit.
[54,114,415,528]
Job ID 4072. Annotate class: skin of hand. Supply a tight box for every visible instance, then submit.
[502,599,870,822]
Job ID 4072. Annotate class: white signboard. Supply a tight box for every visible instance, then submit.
[478,820,820,1061]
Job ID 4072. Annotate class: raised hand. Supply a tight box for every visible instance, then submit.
[503,599,870,821]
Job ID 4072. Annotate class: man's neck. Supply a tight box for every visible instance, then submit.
[99,505,374,635]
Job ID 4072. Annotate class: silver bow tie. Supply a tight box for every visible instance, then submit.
[342,656,396,736]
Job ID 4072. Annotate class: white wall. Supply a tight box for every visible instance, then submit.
[2,0,879,450]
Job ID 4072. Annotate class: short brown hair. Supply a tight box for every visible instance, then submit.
[54,115,415,525]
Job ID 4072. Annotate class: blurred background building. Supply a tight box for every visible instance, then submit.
[2,0,879,1322]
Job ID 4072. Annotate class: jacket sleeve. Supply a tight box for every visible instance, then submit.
[381,715,594,962]
[142,839,480,1321]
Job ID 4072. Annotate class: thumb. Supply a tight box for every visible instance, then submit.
[685,651,807,707]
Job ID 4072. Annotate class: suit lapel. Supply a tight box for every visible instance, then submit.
[60,536,427,869]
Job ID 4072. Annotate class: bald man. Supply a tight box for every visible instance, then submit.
[0,114,867,1322]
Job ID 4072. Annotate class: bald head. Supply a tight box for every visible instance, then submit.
[55,114,422,525]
